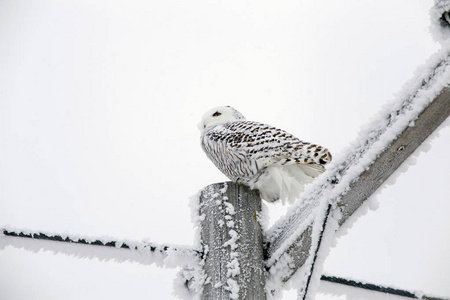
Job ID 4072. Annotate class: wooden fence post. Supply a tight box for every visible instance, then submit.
[199,182,266,300]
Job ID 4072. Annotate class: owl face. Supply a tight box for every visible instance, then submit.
[199,106,246,132]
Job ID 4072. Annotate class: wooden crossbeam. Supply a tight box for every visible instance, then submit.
[265,55,450,291]
[337,87,450,225]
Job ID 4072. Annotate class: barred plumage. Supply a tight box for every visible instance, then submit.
[199,106,332,203]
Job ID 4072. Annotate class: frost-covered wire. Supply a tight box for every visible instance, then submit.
[3,228,447,300]
[0,228,203,267]
[320,275,448,300]
[301,204,332,300]
[3,229,169,252]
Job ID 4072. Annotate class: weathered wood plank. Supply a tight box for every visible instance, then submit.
[267,56,450,263]
[266,82,450,285]
[199,182,266,300]
[338,87,450,224]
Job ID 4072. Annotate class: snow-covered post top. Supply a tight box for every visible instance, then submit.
[199,182,266,300]
[430,0,450,44]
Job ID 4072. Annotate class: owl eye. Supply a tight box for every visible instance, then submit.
[212,111,221,117]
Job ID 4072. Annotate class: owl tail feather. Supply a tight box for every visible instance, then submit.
[252,164,318,204]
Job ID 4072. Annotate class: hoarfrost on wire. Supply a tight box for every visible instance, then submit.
[0,225,199,270]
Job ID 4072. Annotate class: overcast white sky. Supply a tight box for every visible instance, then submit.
[1,0,449,299]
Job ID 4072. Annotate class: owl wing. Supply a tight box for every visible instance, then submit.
[202,121,331,181]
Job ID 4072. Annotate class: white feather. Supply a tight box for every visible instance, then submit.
[250,165,315,204]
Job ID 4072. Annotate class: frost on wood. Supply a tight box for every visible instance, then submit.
[199,182,266,300]
[430,0,450,43]
[264,49,450,298]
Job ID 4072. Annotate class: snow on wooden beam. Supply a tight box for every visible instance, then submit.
[337,86,450,225]
[265,53,450,289]
[199,182,266,300]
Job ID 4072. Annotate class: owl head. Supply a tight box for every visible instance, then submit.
[199,106,246,132]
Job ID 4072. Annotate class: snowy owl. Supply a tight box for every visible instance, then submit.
[199,106,332,204]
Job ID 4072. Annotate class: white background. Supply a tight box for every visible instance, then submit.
[1,0,449,299]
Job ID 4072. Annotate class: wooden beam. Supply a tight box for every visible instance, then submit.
[199,182,266,300]
[337,86,450,224]
[265,57,450,287]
